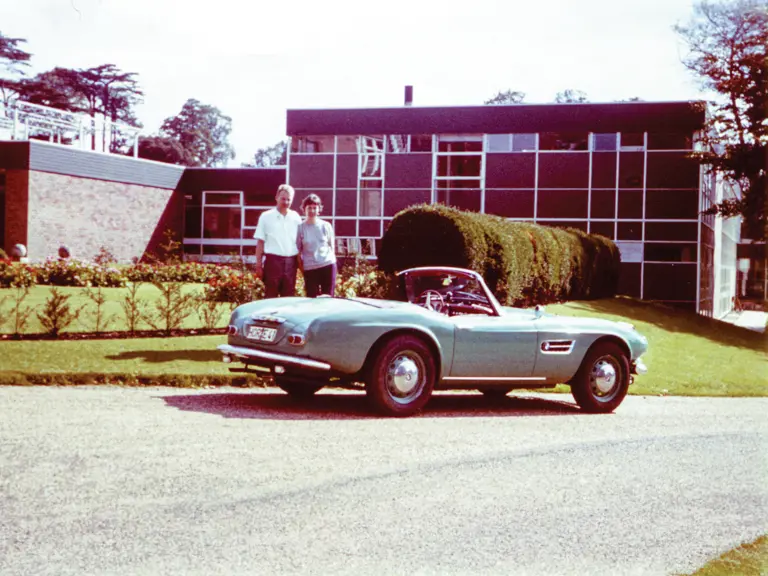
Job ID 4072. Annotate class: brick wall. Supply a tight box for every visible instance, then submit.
[4,170,29,254]
[26,171,182,263]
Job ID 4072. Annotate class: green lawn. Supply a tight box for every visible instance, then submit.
[548,297,767,396]
[679,535,767,576]
[0,293,765,396]
[0,284,231,334]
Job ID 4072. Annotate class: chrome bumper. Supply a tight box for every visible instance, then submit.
[632,358,648,375]
[218,344,332,371]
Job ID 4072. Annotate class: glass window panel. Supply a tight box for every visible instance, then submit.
[645,222,698,242]
[436,188,481,212]
[511,133,537,151]
[647,133,693,150]
[618,262,642,297]
[437,155,482,178]
[436,179,482,189]
[334,219,356,237]
[360,153,383,178]
[644,263,697,301]
[386,135,409,153]
[537,190,588,218]
[590,190,616,219]
[618,189,643,219]
[359,219,381,238]
[646,189,698,219]
[243,208,270,227]
[336,136,358,153]
[539,132,588,151]
[592,133,617,151]
[438,140,483,152]
[204,192,241,205]
[184,207,202,238]
[291,135,335,153]
[335,189,357,217]
[618,152,644,188]
[203,207,241,239]
[183,243,201,256]
[409,135,433,152]
[484,189,534,218]
[620,132,644,148]
[384,189,431,217]
[646,153,699,188]
[589,221,615,239]
[487,134,512,152]
[644,243,697,262]
[617,221,642,240]
[359,188,382,217]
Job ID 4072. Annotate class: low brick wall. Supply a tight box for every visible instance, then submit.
[26,170,182,263]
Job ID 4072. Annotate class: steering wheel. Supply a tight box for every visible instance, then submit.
[419,290,446,313]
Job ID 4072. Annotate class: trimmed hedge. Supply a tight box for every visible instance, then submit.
[378,204,620,306]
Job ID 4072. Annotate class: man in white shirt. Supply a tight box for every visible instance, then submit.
[254,184,302,298]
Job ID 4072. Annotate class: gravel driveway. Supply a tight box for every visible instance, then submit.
[1,387,766,575]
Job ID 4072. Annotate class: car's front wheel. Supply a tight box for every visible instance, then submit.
[570,342,629,413]
[274,377,324,399]
[366,335,436,417]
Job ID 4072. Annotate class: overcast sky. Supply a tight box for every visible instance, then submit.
[2,0,703,165]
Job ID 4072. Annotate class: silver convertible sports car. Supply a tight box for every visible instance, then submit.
[218,267,648,417]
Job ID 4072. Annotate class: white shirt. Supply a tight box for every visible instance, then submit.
[254,208,301,257]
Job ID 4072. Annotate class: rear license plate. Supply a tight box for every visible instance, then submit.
[246,326,277,342]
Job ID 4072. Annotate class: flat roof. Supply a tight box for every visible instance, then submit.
[287,101,707,136]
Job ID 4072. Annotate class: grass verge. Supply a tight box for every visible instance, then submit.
[679,534,767,576]
[0,297,765,396]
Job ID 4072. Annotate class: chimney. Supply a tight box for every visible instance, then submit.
[404,85,413,106]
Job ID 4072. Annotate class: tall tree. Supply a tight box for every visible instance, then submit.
[675,0,768,239]
[484,90,526,105]
[160,98,235,167]
[137,135,188,165]
[243,140,287,167]
[554,89,589,103]
[0,31,32,105]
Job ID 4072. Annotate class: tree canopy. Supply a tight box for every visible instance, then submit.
[0,31,32,105]
[554,89,589,103]
[675,0,768,239]
[243,140,287,167]
[484,90,526,105]
[159,98,235,167]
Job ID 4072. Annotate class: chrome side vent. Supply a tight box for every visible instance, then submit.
[541,340,575,354]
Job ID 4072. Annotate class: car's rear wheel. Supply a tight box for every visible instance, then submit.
[366,335,435,417]
[274,377,324,398]
[477,387,513,399]
[570,342,629,413]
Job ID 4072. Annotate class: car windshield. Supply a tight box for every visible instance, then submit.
[403,271,500,314]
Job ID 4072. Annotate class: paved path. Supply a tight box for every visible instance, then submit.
[0,387,766,576]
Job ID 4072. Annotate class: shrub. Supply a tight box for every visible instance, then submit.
[144,282,198,335]
[204,268,263,305]
[379,204,620,306]
[0,261,37,288]
[336,254,393,299]
[36,287,83,337]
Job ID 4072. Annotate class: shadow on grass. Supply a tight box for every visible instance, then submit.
[565,297,767,353]
[105,350,222,363]
[159,390,584,421]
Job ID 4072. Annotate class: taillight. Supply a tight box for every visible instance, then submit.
[227,325,238,335]
[287,334,306,346]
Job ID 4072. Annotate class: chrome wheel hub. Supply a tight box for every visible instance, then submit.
[388,355,421,396]
[591,359,617,395]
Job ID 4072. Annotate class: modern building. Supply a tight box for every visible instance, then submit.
[1,98,742,318]
[283,100,738,317]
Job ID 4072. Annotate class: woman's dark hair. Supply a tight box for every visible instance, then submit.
[301,193,323,211]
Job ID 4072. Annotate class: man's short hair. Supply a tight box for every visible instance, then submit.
[276,184,295,196]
